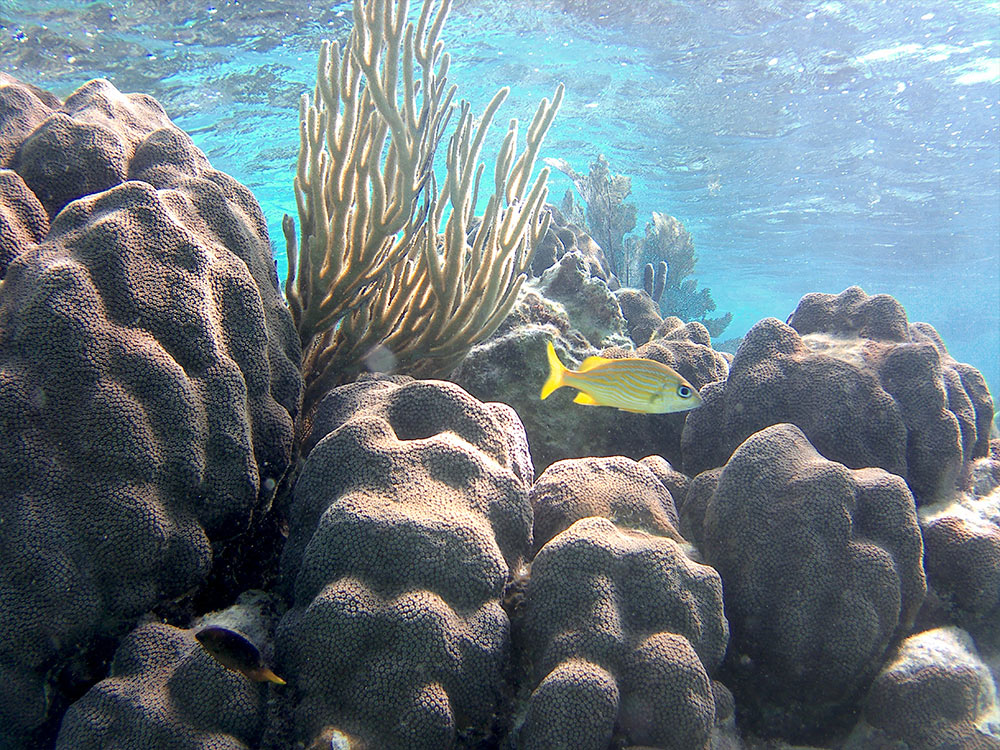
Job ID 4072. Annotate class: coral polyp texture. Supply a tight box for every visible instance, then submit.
[682,286,994,504]
[276,377,533,749]
[0,74,301,746]
[518,511,729,750]
[849,626,1000,749]
[528,455,684,554]
[57,623,263,749]
[701,422,926,740]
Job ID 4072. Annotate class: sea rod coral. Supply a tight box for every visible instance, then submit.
[284,0,562,414]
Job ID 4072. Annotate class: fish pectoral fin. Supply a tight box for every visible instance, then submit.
[572,392,601,406]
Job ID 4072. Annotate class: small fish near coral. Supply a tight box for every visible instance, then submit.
[195,625,286,685]
[540,340,702,414]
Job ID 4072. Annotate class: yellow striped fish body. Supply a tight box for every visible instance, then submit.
[540,340,702,414]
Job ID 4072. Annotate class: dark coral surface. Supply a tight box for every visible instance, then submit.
[0,74,300,747]
[683,287,993,504]
[518,457,729,750]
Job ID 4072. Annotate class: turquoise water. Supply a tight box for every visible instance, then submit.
[2,0,998,392]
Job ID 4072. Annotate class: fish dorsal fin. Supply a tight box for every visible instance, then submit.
[578,355,613,372]
[573,391,601,405]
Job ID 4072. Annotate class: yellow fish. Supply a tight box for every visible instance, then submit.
[540,340,702,414]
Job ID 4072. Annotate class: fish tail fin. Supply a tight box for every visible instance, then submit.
[252,667,286,685]
[540,340,565,400]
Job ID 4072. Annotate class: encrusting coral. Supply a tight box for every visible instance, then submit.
[284,0,562,414]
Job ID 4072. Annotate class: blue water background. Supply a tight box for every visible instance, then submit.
[3,0,998,395]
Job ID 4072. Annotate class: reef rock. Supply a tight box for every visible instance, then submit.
[535,250,628,346]
[0,75,301,747]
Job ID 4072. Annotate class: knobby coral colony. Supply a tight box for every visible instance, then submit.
[2,0,999,747]
[283,0,563,417]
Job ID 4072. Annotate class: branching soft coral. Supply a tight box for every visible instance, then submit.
[284,0,562,415]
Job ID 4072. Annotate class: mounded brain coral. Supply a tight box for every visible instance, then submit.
[57,623,264,750]
[851,626,1000,749]
[56,591,285,750]
[682,286,993,504]
[528,454,684,554]
[701,422,926,740]
[920,440,1000,634]
[518,515,729,750]
[276,377,533,749]
[0,168,48,276]
[0,75,301,746]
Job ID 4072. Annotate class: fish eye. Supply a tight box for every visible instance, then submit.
[677,385,693,398]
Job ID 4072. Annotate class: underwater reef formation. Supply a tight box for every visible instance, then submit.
[0,74,301,747]
[5,49,999,750]
[533,250,630,348]
[0,164,48,276]
[546,153,637,286]
[546,154,731,336]
[635,211,732,339]
[601,319,731,466]
[452,256,728,474]
[530,203,615,281]
[56,622,266,750]
[682,286,994,504]
[615,285,663,345]
[276,377,533,749]
[848,626,1000,749]
[518,503,729,749]
[920,439,1000,639]
[701,423,926,741]
[55,591,284,749]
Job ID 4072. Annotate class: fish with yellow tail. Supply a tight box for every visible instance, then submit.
[195,625,286,685]
[540,340,702,414]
